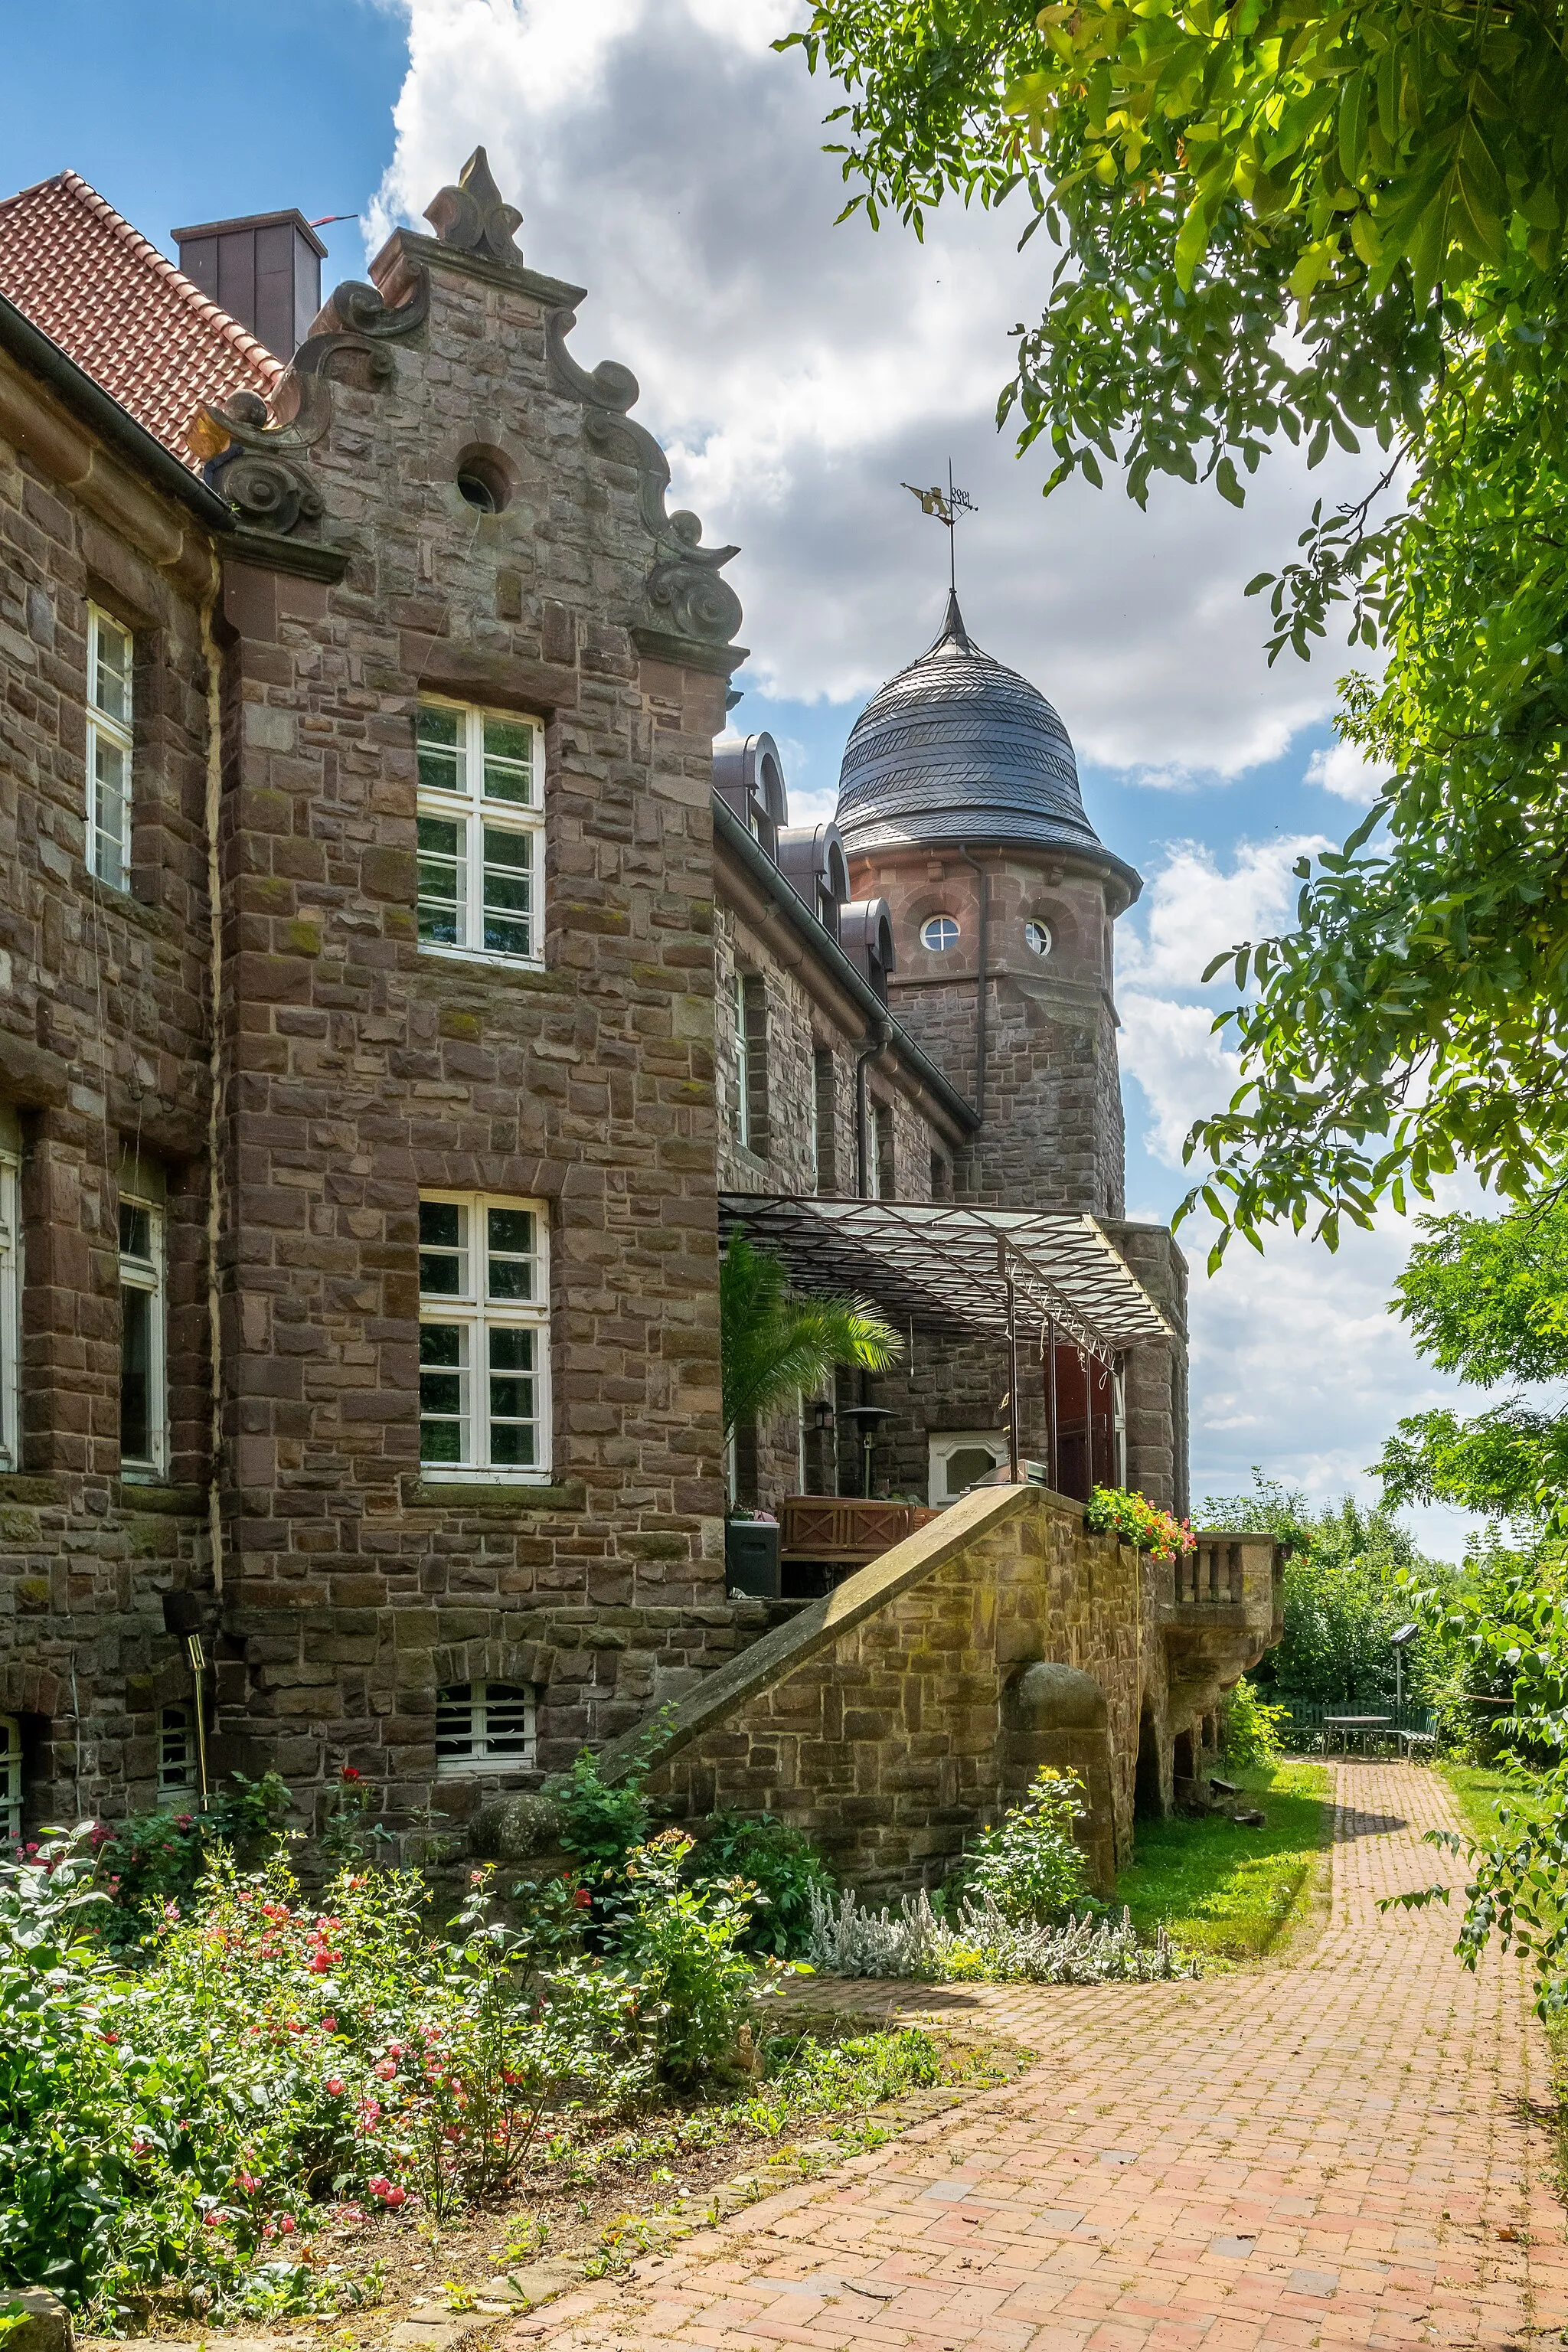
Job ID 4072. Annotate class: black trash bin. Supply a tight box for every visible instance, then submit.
[724,1518,780,1599]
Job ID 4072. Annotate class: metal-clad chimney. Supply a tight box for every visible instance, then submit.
[172,208,326,359]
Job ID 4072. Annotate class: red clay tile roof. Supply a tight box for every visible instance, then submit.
[0,168,283,468]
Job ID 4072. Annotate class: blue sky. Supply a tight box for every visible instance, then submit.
[2,1,1489,1553]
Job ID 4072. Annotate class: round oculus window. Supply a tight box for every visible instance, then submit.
[921,914,960,952]
[1024,920,1054,957]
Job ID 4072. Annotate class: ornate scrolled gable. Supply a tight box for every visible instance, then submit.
[546,307,745,674]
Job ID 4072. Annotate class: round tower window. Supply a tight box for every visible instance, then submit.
[1024,920,1054,957]
[921,914,960,952]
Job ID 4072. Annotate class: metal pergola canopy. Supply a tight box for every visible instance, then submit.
[718,1194,1173,1367]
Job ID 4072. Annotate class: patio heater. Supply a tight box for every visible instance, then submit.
[1391,1621,1419,1713]
[838,1403,896,1498]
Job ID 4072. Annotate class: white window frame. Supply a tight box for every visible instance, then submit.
[0,1151,19,1475]
[87,604,134,890]
[119,1193,168,1481]
[921,914,960,952]
[416,697,544,969]
[929,1429,1008,1504]
[0,1714,19,1845]
[733,971,751,1148]
[158,1703,198,1798]
[435,1681,537,1775]
[418,1192,551,1481]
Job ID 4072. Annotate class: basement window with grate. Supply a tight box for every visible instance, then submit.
[419,1194,550,1478]
[0,1713,20,1847]
[435,1681,537,1774]
[158,1704,197,1798]
[416,698,544,967]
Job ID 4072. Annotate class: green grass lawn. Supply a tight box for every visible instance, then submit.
[1437,1759,1547,1843]
[1116,1759,1334,1968]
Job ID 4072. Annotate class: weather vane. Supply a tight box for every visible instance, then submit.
[900,459,977,594]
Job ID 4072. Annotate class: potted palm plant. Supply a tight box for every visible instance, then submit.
[720,1235,900,1596]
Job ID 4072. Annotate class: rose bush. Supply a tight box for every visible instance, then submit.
[0,1810,773,2322]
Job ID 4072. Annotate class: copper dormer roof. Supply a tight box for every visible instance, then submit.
[835,590,1132,884]
[0,168,283,467]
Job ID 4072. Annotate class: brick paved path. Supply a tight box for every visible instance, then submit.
[508,1762,1567,2350]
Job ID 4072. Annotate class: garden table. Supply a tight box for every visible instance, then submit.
[1322,1713,1392,1754]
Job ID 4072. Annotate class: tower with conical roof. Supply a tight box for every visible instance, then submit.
[835,592,1138,1218]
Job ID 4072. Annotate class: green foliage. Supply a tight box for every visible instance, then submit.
[545,1730,662,1891]
[1382,1550,1568,2011]
[952,1767,1087,1925]
[92,1771,292,1950]
[1202,1474,1441,1704]
[693,1814,836,1957]
[1374,1198,1568,1521]
[1220,1677,1288,1769]
[1084,1485,1194,1561]
[782,5,1568,1250]
[720,1234,900,1442]
[1118,1759,1333,1964]
[606,1830,770,2082]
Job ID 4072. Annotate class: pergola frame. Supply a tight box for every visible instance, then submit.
[718,1194,1174,1485]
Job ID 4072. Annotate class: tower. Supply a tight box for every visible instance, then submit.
[835,591,1139,1217]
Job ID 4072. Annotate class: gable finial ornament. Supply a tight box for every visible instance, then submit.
[423,147,525,270]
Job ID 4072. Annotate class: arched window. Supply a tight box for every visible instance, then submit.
[0,1714,20,1845]
[1024,920,1053,958]
[435,1682,537,1774]
[920,914,960,952]
[158,1704,197,1798]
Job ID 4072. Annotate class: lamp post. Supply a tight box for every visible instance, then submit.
[1391,1621,1419,1715]
[811,1395,835,1494]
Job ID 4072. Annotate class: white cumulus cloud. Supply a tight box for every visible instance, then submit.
[1307,740,1393,803]
[367,0,1371,773]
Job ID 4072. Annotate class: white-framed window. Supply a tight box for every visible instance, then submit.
[921,913,960,952]
[416,698,544,965]
[929,1429,1007,1504]
[158,1704,197,1797]
[87,604,134,890]
[119,1194,167,1479]
[419,1194,550,1478]
[0,1148,19,1474]
[0,1714,20,1846]
[435,1681,537,1774]
[733,972,751,1148]
[1024,920,1054,958]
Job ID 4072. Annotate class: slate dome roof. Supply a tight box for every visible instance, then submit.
[835,591,1135,889]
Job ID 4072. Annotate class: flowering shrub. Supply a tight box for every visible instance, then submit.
[805,1883,1191,1984]
[0,1794,786,2322]
[89,1771,291,1951]
[692,1813,836,1956]
[1220,1676,1289,1767]
[1084,1486,1194,1563]
[950,1769,1088,1924]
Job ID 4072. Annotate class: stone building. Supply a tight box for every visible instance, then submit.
[0,149,1276,1882]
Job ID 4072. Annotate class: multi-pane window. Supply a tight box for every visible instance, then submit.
[87,605,134,890]
[419,1195,550,1478]
[119,1195,167,1478]
[158,1704,197,1798]
[733,974,768,1155]
[0,1714,20,1845]
[0,1148,19,1474]
[876,1105,896,1202]
[812,1050,836,1195]
[416,699,544,965]
[436,1681,537,1773]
